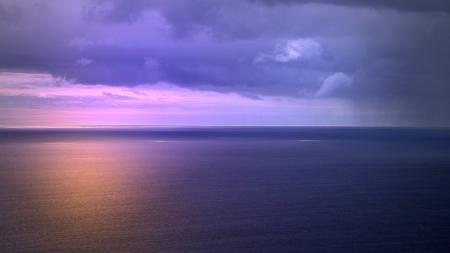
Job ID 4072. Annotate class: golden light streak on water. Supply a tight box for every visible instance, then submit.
[3,141,150,252]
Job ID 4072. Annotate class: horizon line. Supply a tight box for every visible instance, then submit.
[0,124,449,130]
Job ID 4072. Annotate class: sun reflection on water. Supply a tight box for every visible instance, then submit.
[2,138,197,252]
[13,141,146,252]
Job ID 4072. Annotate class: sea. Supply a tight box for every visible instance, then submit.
[1,127,450,252]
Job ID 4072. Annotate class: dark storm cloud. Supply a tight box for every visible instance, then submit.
[1,0,450,125]
[84,0,450,28]
[253,0,450,13]
[0,2,21,24]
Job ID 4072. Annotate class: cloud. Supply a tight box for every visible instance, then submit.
[144,57,159,69]
[0,0,450,125]
[69,38,95,51]
[0,2,22,24]
[252,0,450,13]
[316,72,352,97]
[256,38,322,63]
[0,71,71,88]
[0,71,356,126]
[75,58,94,66]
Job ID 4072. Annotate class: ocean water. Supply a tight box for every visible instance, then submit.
[1,127,450,252]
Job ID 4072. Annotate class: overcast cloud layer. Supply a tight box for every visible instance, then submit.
[1,0,450,126]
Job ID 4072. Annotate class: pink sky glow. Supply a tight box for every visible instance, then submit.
[0,71,359,127]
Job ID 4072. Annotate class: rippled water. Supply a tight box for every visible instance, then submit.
[1,127,450,252]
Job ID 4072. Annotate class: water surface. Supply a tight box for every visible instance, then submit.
[1,127,450,252]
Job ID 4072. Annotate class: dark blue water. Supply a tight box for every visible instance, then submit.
[1,127,450,252]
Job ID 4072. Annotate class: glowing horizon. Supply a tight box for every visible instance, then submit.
[0,71,366,127]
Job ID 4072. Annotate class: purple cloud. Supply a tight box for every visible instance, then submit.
[0,0,449,126]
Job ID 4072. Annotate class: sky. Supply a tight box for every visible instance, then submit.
[1,0,450,127]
